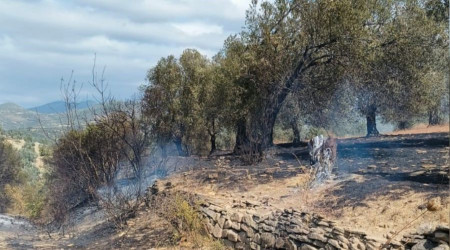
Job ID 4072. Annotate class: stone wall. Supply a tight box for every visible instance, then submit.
[401,226,449,249]
[200,200,449,250]
[200,200,387,250]
[147,181,449,250]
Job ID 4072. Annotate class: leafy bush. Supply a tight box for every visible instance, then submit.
[5,180,47,219]
[0,139,22,212]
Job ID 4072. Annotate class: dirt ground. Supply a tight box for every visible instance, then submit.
[1,128,448,249]
[168,131,449,244]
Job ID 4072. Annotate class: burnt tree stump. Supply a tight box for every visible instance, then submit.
[308,135,337,184]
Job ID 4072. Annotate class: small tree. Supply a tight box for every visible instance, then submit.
[0,138,22,212]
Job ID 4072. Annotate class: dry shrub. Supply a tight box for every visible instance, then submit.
[148,191,227,249]
[5,181,46,219]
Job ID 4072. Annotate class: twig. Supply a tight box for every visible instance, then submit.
[378,210,428,249]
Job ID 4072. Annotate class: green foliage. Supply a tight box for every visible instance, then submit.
[143,49,235,156]
[0,138,23,212]
[5,180,47,219]
[51,117,128,199]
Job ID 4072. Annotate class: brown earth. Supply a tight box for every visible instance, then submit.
[1,130,448,249]
[167,131,449,245]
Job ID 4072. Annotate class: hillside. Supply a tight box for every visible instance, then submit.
[0,101,96,132]
[0,102,62,131]
[28,100,95,114]
[0,131,448,249]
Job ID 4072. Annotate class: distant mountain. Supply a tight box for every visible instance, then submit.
[0,102,61,130]
[28,100,96,114]
[0,102,25,113]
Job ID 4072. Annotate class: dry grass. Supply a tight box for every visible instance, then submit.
[6,138,25,150]
[387,123,449,135]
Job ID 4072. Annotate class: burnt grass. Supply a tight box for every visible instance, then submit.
[274,132,449,184]
[335,132,449,184]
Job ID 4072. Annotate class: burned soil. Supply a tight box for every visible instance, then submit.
[0,132,448,249]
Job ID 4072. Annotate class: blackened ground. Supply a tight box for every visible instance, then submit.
[335,132,449,184]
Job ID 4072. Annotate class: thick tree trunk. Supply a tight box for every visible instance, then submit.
[234,51,310,157]
[209,134,216,155]
[173,136,186,156]
[291,120,301,145]
[233,118,249,154]
[397,120,413,130]
[428,108,442,126]
[366,105,379,137]
[209,119,216,155]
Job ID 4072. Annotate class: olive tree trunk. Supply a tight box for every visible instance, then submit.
[366,104,379,137]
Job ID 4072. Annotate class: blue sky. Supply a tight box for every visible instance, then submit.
[0,0,250,108]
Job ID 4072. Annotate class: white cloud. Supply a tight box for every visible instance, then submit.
[172,22,223,36]
[0,0,250,107]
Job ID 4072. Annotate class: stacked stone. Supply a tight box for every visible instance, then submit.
[402,225,449,250]
[200,201,386,250]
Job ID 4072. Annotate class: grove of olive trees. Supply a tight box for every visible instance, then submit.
[141,0,448,160]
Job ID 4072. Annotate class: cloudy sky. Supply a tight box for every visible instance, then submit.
[0,0,250,108]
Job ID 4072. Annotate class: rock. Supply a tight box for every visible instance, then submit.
[286,240,298,250]
[209,204,222,212]
[217,216,226,228]
[224,219,232,229]
[308,233,327,243]
[231,221,241,231]
[275,237,285,248]
[336,235,349,245]
[201,207,219,220]
[250,242,259,250]
[286,225,309,234]
[243,214,259,230]
[222,229,229,238]
[316,220,329,227]
[223,239,235,248]
[206,221,214,234]
[411,239,439,250]
[433,244,450,250]
[228,230,239,242]
[285,208,293,214]
[231,212,244,223]
[261,223,275,232]
[241,223,255,238]
[265,219,278,227]
[235,242,245,250]
[333,227,345,235]
[436,225,450,232]
[289,234,312,243]
[328,239,340,249]
[312,240,326,248]
[261,233,276,248]
[300,243,318,250]
[239,231,247,242]
[253,233,261,244]
[434,231,449,243]
[212,223,222,238]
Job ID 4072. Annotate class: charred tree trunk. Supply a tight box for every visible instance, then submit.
[428,108,442,126]
[291,120,301,145]
[366,105,379,137]
[233,45,326,158]
[233,118,249,154]
[397,120,413,130]
[173,136,186,156]
[209,134,216,155]
[208,119,217,155]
